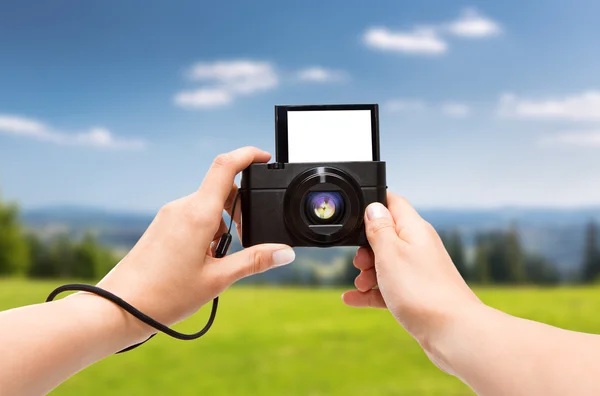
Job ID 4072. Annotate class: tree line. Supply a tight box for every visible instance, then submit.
[0,196,118,279]
[1,193,600,285]
[440,222,600,285]
[333,222,600,286]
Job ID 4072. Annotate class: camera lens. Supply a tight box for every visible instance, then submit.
[305,191,344,223]
[283,165,366,245]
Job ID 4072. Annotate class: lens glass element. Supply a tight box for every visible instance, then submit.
[306,192,344,223]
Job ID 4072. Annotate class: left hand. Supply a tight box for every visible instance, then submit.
[95,146,296,332]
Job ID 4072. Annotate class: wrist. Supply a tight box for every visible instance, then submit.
[63,292,155,349]
[418,301,496,376]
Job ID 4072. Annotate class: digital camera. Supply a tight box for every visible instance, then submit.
[240,104,387,248]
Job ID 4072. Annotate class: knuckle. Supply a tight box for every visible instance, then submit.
[213,152,232,168]
[422,220,439,237]
[158,200,179,218]
[184,200,215,227]
[368,220,395,236]
[250,249,266,275]
[188,210,212,228]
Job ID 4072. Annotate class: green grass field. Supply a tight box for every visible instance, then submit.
[1,279,600,395]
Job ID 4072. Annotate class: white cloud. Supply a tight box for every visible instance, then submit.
[498,91,600,121]
[296,67,348,83]
[441,102,471,118]
[188,60,278,94]
[0,115,46,135]
[363,27,447,55]
[385,99,472,117]
[446,8,502,38]
[174,60,278,109]
[0,114,145,149]
[175,60,352,109]
[539,131,600,147]
[174,88,233,109]
[363,8,501,56]
[385,99,428,112]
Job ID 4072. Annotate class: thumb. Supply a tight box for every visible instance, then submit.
[219,244,296,282]
[364,202,400,258]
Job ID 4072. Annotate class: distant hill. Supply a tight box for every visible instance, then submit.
[22,205,153,229]
[420,207,600,230]
[21,205,600,280]
[21,205,153,251]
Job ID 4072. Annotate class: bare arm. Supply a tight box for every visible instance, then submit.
[0,294,150,395]
[433,302,600,395]
[343,194,600,396]
[0,146,295,395]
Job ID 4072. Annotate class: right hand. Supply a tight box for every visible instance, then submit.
[342,193,483,370]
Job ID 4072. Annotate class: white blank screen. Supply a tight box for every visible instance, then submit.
[287,110,373,162]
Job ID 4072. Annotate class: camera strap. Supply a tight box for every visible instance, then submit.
[44,192,239,353]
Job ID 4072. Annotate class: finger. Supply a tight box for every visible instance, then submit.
[364,202,401,259]
[354,246,375,270]
[208,219,229,256]
[197,147,270,209]
[223,184,241,224]
[223,184,242,239]
[354,268,378,292]
[386,192,424,236]
[214,244,295,283]
[342,289,387,309]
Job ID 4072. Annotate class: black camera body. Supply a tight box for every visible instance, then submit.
[240,103,387,248]
[240,161,387,247]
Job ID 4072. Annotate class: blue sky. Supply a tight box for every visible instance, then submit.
[1,0,600,211]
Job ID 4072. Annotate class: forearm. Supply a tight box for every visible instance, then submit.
[430,304,600,396]
[0,293,151,395]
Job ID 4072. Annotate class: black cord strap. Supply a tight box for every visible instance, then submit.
[45,191,239,353]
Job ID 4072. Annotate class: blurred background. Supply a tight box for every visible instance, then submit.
[2,0,600,394]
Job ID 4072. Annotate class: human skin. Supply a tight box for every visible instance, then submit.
[0,147,296,396]
[343,194,600,396]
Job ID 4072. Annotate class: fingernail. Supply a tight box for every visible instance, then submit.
[272,248,295,267]
[367,203,391,220]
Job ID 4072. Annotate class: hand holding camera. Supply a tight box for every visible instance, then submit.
[95,146,296,338]
[342,193,483,375]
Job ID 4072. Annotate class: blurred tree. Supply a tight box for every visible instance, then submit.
[338,251,360,286]
[487,231,511,284]
[27,230,118,280]
[478,229,527,285]
[48,234,77,278]
[525,254,560,285]
[473,234,491,284]
[0,195,30,276]
[581,221,600,283]
[27,234,56,278]
[285,266,305,286]
[306,268,320,288]
[506,224,526,284]
[441,230,469,281]
[55,232,118,279]
[93,248,119,279]
[73,232,103,279]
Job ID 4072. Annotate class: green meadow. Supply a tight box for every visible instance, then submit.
[2,279,600,395]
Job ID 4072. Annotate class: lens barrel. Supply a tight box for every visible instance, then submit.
[283,166,364,245]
